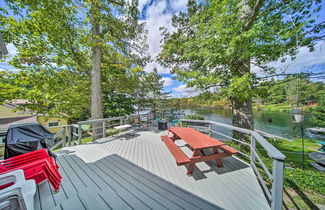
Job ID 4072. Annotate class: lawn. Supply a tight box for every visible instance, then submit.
[263,138,325,208]
[228,138,325,208]
[270,138,321,169]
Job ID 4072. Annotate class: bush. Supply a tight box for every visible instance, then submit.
[184,114,205,120]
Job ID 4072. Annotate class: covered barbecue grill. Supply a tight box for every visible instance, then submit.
[4,122,55,159]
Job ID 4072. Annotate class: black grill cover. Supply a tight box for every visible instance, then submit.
[4,122,55,159]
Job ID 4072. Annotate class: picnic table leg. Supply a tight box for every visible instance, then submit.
[187,150,201,175]
[212,147,223,168]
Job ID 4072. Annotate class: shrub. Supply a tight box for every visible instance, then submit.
[184,114,205,120]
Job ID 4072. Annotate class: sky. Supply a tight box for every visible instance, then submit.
[1,0,325,98]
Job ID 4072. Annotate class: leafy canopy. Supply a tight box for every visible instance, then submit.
[159,0,323,100]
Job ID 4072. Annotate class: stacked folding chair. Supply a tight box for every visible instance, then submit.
[0,170,36,210]
[0,149,62,192]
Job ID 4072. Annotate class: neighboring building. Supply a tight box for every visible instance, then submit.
[36,116,68,133]
[0,102,68,134]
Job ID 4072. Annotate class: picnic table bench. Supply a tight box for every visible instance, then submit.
[161,127,238,174]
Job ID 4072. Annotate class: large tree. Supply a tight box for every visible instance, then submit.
[159,0,323,131]
[1,0,148,137]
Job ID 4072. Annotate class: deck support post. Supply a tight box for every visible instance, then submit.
[67,126,72,146]
[271,159,284,210]
[78,124,82,145]
[103,121,106,138]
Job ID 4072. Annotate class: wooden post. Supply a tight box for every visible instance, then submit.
[208,123,212,136]
[102,121,106,138]
[78,124,82,145]
[120,118,123,125]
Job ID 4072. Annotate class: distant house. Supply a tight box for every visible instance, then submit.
[0,101,68,134]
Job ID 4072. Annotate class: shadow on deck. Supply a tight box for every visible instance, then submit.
[35,130,270,209]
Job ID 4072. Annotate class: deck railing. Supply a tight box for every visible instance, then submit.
[50,116,285,210]
[50,116,126,150]
[179,119,286,210]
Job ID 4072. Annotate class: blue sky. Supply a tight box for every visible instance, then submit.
[1,0,325,98]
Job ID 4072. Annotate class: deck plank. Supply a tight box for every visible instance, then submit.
[101,157,185,210]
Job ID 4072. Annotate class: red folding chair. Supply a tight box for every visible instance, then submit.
[0,149,62,191]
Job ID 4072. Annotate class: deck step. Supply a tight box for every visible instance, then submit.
[161,135,191,165]
[219,145,238,154]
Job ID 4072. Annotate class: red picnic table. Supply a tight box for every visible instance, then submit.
[161,127,238,174]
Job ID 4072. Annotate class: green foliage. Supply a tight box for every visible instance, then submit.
[261,76,325,105]
[284,168,325,195]
[0,0,148,120]
[159,0,322,96]
[159,0,323,129]
[184,114,205,120]
[311,97,325,127]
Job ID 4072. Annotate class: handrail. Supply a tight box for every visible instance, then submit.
[50,127,66,150]
[179,119,286,210]
[180,119,285,160]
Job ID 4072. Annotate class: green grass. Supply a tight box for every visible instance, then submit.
[270,138,321,169]
[253,104,311,112]
[227,138,325,208]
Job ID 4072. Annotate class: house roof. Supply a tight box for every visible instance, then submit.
[0,116,37,131]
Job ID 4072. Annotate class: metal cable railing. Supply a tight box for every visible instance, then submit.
[179,119,286,210]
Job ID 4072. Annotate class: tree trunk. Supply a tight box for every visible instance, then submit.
[90,20,103,139]
[231,59,254,149]
[232,97,253,130]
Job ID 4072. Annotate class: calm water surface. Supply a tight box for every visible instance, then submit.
[183,107,324,140]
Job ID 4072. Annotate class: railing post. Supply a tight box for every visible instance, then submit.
[120,118,123,125]
[180,120,183,127]
[250,134,256,164]
[62,127,66,147]
[103,121,106,138]
[208,123,212,136]
[78,124,82,145]
[271,159,284,210]
[68,126,71,146]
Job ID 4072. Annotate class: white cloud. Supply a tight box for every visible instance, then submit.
[173,84,199,97]
[160,77,173,86]
[252,41,325,75]
[142,0,188,74]
[170,0,188,11]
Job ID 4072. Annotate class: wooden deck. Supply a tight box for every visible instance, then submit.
[35,129,270,209]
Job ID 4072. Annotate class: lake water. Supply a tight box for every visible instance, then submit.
[182,107,324,140]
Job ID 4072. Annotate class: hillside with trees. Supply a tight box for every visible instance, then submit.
[170,76,325,112]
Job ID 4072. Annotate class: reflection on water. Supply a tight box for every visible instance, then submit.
[183,107,324,140]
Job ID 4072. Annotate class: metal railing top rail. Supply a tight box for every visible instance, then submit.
[77,116,123,125]
[179,119,286,161]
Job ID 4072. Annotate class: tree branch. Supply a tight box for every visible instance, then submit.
[108,0,123,7]
[303,21,325,35]
[259,0,290,15]
[244,0,266,30]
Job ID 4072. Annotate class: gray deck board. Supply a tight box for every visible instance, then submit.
[36,130,270,210]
